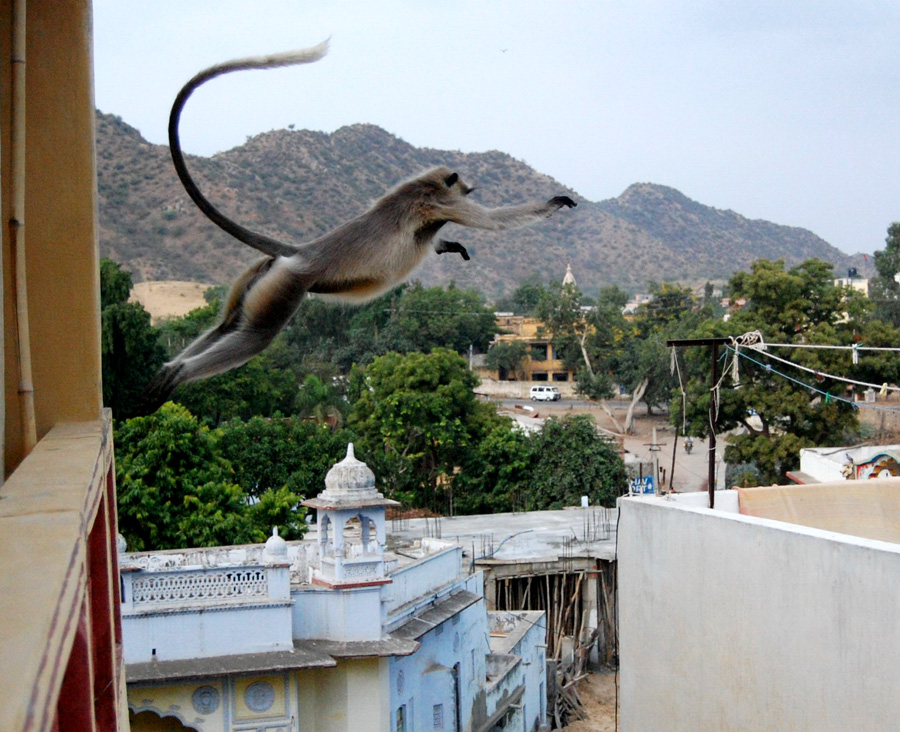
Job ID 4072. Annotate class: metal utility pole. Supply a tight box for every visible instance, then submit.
[667,337,732,509]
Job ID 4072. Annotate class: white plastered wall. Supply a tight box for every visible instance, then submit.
[618,491,900,731]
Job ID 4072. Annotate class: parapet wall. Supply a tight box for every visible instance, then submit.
[618,490,900,731]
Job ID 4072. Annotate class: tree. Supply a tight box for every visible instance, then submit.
[155,299,219,357]
[578,286,632,405]
[156,294,302,424]
[869,222,900,327]
[116,403,260,550]
[675,258,894,484]
[99,259,166,420]
[525,415,627,509]
[173,342,301,424]
[383,281,499,355]
[614,282,707,429]
[217,415,356,499]
[535,281,613,397]
[535,282,635,430]
[483,340,529,380]
[116,403,309,550]
[452,416,533,514]
[282,290,399,374]
[294,373,348,426]
[348,348,489,511]
[493,276,547,316]
[100,257,133,309]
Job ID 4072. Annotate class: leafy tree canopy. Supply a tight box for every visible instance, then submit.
[675,258,900,484]
[870,222,900,327]
[452,416,533,514]
[382,281,499,354]
[99,259,165,420]
[493,275,547,316]
[115,403,305,551]
[217,415,355,499]
[348,348,490,511]
[484,340,529,379]
[526,415,627,509]
[173,341,301,425]
[100,257,133,309]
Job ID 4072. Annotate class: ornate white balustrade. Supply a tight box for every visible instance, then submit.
[121,556,294,662]
[129,567,269,608]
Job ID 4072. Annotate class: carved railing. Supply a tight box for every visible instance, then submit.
[131,567,268,608]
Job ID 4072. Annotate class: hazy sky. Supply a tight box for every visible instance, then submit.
[93,1,899,256]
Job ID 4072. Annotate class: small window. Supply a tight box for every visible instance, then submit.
[433,703,444,730]
[396,705,406,732]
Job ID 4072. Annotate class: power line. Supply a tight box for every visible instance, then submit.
[729,346,900,414]
[745,347,900,394]
[762,341,900,353]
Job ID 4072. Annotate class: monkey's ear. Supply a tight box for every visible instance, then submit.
[444,172,459,188]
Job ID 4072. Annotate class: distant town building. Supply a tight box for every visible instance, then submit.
[622,293,652,315]
[484,314,576,387]
[834,267,869,297]
[477,267,580,393]
[122,445,548,732]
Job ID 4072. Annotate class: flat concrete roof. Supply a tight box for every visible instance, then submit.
[127,642,337,683]
[387,507,618,563]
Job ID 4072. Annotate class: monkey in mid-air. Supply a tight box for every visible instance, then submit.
[140,40,576,413]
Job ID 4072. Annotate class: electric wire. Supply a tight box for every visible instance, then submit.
[728,346,900,414]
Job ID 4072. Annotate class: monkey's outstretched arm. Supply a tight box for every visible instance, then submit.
[168,41,329,259]
[435,195,576,232]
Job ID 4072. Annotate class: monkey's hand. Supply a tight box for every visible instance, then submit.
[435,239,470,261]
[548,196,577,209]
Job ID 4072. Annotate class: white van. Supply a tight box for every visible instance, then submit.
[529,385,561,402]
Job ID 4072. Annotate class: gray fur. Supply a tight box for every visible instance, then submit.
[140,42,576,413]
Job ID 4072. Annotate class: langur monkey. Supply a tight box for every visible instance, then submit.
[140,40,576,412]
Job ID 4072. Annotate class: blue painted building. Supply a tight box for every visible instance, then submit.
[123,445,548,732]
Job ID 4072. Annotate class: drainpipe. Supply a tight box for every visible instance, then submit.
[9,0,37,458]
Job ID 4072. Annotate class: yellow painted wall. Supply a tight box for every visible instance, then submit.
[298,659,389,732]
[25,0,103,429]
[2,0,102,475]
[129,680,225,731]
[128,659,389,732]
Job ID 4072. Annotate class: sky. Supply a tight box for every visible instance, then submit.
[92,1,900,256]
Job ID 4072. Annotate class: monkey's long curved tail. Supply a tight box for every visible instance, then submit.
[168,40,330,260]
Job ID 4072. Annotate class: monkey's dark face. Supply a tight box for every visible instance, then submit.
[442,171,475,197]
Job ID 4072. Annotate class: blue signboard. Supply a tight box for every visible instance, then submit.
[629,476,655,495]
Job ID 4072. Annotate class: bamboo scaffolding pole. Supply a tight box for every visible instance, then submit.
[9,0,37,456]
[554,575,565,660]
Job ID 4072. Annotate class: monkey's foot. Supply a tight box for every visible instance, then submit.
[435,239,470,261]
[549,195,577,209]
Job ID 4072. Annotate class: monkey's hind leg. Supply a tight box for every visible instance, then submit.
[137,362,187,416]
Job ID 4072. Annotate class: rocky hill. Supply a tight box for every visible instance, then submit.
[96,111,866,296]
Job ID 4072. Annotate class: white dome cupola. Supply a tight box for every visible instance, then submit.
[302,444,399,587]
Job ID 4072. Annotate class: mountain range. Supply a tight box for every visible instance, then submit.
[96,111,868,297]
